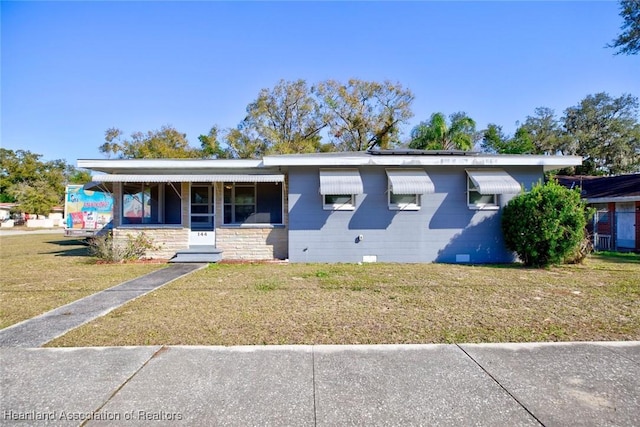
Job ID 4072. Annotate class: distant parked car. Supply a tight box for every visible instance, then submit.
[10,213,25,226]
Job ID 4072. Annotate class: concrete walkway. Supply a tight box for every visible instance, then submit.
[0,263,207,347]
[1,342,638,426]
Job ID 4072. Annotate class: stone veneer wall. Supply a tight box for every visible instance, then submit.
[112,227,189,259]
[213,180,289,260]
[215,227,288,260]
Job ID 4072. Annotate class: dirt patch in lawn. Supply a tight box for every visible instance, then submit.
[47,255,639,346]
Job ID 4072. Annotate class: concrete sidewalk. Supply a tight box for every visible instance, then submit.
[0,263,207,347]
[1,342,638,426]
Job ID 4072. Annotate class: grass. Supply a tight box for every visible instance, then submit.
[0,233,166,329]
[47,253,639,347]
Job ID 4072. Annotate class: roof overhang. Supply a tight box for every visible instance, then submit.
[91,174,285,183]
[77,159,264,174]
[263,152,583,171]
[587,196,640,204]
[78,153,583,174]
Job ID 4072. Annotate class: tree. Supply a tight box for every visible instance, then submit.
[519,107,567,155]
[0,149,69,213]
[7,181,60,216]
[409,112,477,151]
[223,80,328,158]
[315,79,414,151]
[501,180,589,267]
[250,79,327,154]
[481,124,535,154]
[67,168,93,184]
[562,92,640,175]
[198,126,233,159]
[223,126,269,159]
[99,125,204,159]
[608,0,640,55]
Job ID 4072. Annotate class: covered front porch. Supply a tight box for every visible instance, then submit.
[80,159,289,262]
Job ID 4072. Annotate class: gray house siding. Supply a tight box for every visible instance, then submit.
[288,165,543,263]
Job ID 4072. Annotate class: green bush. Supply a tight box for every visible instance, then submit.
[88,231,159,262]
[501,180,589,267]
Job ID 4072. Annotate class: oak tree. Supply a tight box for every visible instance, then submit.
[99,125,203,159]
[315,79,414,151]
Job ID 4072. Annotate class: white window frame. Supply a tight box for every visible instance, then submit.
[388,182,421,211]
[323,194,355,211]
[467,175,499,210]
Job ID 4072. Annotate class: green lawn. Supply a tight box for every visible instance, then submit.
[0,233,166,329]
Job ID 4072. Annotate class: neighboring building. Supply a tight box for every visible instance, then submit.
[78,150,581,263]
[0,203,16,221]
[556,174,640,252]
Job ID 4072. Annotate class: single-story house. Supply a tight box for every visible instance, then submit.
[556,174,640,252]
[78,150,582,263]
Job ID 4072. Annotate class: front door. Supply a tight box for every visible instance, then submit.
[616,202,636,249]
[190,185,215,246]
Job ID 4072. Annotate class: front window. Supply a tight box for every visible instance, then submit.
[122,182,181,225]
[467,176,498,210]
[388,189,420,211]
[323,194,355,210]
[223,182,283,225]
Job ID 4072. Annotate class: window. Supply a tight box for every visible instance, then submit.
[467,176,498,210]
[323,194,355,210]
[465,169,520,210]
[385,169,433,211]
[122,182,181,225]
[319,169,363,211]
[389,191,420,210]
[592,203,609,224]
[223,182,282,225]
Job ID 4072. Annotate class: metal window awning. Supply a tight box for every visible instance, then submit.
[319,169,363,195]
[386,169,435,194]
[466,169,521,194]
[90,174,285,183]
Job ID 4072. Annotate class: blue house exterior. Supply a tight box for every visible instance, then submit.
[285,165,538,263]
[79,150,581,263]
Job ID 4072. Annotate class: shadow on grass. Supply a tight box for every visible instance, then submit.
[43,239,91,257]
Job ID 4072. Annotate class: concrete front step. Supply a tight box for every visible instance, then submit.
[169,246,223,263]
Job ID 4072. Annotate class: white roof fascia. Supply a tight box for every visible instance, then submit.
[263,154,582,170]
[78,154,583,172]
[77,159,263,173]
[587,196,640,203]
[91,174,285,183]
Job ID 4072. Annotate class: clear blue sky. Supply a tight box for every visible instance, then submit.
[2,1,638,164]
